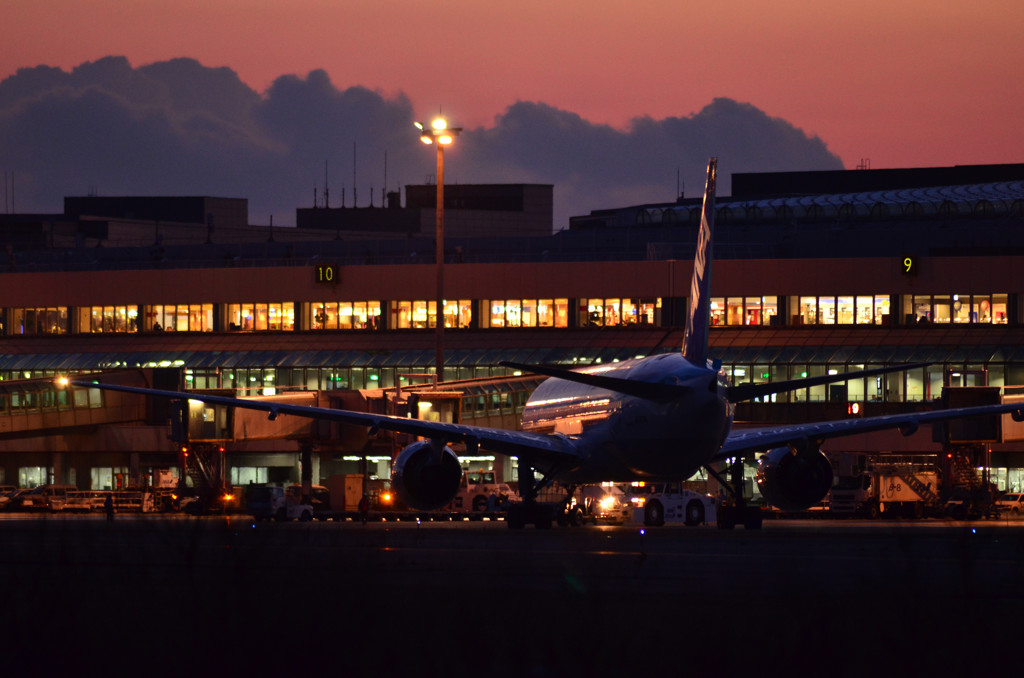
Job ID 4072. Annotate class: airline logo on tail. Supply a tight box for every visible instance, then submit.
[682,157,717,366]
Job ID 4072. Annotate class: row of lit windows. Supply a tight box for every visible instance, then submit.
[226,303,295,332]
[712,294,1010,326]
[311,302,382,330]
[149,305,214,332]
[796,296,892,325]
[481,299,571,328]
[713,295,890,326]
[712,297,780,326]
[579,299,659,327]
[393,300,472,329]
[8,308,69,334]
[0,292,1012,335]
[905,294,1008,324]
[79,306,139,333]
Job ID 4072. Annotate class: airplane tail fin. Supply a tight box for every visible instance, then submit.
[682,157,717,366]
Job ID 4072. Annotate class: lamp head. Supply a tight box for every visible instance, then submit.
[415,117,460,145]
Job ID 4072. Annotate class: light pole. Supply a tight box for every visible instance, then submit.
[415,117,461,383]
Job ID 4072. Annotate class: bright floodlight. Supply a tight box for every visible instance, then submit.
[432,118,447,131]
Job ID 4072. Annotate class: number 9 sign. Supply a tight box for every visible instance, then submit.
[901,255,916,275]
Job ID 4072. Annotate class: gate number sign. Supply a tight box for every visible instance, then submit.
[315,264,339,284]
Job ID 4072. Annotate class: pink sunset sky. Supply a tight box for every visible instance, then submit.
[3,0,1022,170]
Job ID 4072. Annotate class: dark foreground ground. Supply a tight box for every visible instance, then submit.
[2,515,1022,676]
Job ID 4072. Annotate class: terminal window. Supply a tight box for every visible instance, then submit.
[227,303,294,331]
[78,306,139,333]
[310,301,382,330]
[146,304,213,332]
[903,294,1007,324]
[711,297,778,326]
[11,307,68,335]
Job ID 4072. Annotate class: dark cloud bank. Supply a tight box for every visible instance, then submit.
[0,56,843,229]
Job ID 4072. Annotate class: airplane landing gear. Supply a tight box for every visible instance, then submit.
[708,457,763,530]
[508,461,566,529]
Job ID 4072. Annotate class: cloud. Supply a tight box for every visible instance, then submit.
[0,57,843,229]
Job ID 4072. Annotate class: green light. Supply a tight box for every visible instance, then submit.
[369,374,379,381]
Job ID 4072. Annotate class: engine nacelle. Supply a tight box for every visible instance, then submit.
[390,440,462,511]
[755,445,833,512]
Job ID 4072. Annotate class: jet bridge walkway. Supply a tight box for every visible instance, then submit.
[0,374,150,439]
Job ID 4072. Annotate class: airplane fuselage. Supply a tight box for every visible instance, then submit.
[520,353,733,483]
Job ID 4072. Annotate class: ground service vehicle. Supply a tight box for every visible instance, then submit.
[630,482,718,526]
[595,482,717,526]
[246,485,314,521]
[448,469,517,513]
[591,484,630,522]
[995,492,1024,516]
[829,466,940,518]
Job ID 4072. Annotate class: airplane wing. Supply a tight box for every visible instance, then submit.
[68,379,579,461]
[716,401,1024,459]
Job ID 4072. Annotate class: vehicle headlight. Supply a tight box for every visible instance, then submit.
[598,495,617,512]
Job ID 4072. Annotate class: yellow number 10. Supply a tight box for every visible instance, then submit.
[316,265,336,283]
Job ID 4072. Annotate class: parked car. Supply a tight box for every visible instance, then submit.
[996,492,1024,516]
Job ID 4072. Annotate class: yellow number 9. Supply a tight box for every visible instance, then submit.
[903,257,913,273]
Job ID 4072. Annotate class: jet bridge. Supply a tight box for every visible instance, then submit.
[0,375,148,439]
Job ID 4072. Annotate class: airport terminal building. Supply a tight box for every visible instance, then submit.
[2,165,1024,496]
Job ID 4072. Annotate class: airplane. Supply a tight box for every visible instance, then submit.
[67,158,1024,529]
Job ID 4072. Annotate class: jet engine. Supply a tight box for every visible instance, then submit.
[755,445,833,512]
[390,440,462,511]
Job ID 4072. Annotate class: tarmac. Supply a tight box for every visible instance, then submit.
[2,515,1022,676]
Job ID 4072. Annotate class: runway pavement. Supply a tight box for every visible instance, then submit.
[2,515,1022,676]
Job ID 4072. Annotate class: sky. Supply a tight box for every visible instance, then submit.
[2,0,1022,227]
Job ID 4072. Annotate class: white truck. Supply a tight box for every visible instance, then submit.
[994,492,1024,517]
[448,470,518,514]
[595,481,718,527]
[829,467,940,518]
